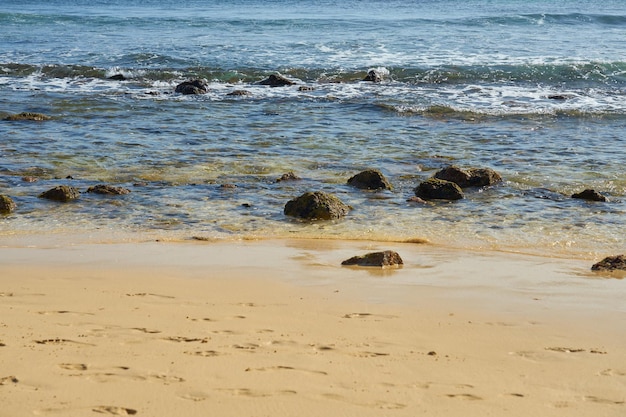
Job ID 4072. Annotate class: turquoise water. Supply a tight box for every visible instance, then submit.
[1,0,625,257]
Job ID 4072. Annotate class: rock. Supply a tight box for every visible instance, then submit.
[39,185,80,202]
[341,251,403,267]
[591,255,626,271]
[86,184,131,195]
[276,172,301,182]
[434,165,502,188]
[284,191,350,220]
[0,195,17,214]
[466,167,502,187]
[347,169,393,191]
[363,69,384,83]
[258,74,296,87]
[227,90,251,96]
[415,178,464,200]
[175,79,209,95]
[572,189,607,202]
[4,112,51,121]
[298,86,315,91]
[108,74,126,81]
[22,176,38,183]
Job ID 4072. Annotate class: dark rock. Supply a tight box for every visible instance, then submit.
[547,95,567,100]
[258,74,296,87]
[86,184,131,195]
[0,195,17,214]
[227,90,251,96]
[347,169,393,191]
[363,69,384,83]
[284,191,350,220]
[466,167,502,187]
[175,79,209,95]
[434,165,502,188]
[39,185,80,202]
[4,112,51,121]
[276,172,301,182]
[434,166,471,187]
[108,74,126,81]
[572,189,607,202]
[341,251,403,267]
[415,178,464,200]
[591,255,626,271]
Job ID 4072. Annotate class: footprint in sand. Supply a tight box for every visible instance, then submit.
[245,365,327,375]
[92,406,137,415]
[0,376,19,385]
[184,350,221,357]
[34,338,95,346]
[584,396,625,405]
[446,393,483,401]
[59,363,88,371]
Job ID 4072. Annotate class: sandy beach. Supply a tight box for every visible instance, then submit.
[1,237,625,416]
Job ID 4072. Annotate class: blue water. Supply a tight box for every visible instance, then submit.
[1,0,625,257]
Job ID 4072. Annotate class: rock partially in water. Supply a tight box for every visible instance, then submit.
[434,165,502,188]
[86,184,131,195]
[591,255,626,271]
[363,69,385,83]
[227,89,252,97]
[258,73,296,87]
[276,171,301,182]
[108,74,126,81]
[39,185,80,202]
[572,189,607,202]
[4,112,52,121]
[284,191,350,220]
[415,178,464,200]
[347,169,393,191]
[175,79,209,95]
[0,195,17,214]
[342,251,403,267]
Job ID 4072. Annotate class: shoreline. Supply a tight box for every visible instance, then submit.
[1,238,625,416]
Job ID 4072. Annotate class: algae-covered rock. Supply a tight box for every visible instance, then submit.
[591,255,626,271]
[86,184,131,195]
[572,189,607,202]
[347,169,393,191]
[341,251,403,267]
[0,195,17,214]
[415,178,464,200]
[4,112,52,121]
[39,185,80,202]
[284,191,350,220]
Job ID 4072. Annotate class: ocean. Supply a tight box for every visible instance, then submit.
[1,0,625,257]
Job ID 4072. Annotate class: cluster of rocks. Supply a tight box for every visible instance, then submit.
[172,69,387,96]
[0,184,131,214]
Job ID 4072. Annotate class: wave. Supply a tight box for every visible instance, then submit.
[3,61,625,86]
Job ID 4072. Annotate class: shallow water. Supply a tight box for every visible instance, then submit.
[1,0,625,257]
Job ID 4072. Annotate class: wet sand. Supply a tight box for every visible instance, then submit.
[1,238,625,416]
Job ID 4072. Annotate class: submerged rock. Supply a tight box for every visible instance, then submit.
[572,189,607,202]
[347,169,393,191]
[39,185,80,202]
[175,79,209,95]
[415,178,464,200]
[434,165,502,188]
[341,251,403,267]
[0,195,17,214]
[284,191,350,220]
[4,112,51,121]
[86,184,131,195]
[591,255,626,271]
[258,73,296,87]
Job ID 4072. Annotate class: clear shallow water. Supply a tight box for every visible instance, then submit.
[1,0,625,257]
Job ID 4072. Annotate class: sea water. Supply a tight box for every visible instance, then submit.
[1,0,625,257]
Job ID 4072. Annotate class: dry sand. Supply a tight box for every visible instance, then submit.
[1,238,625,416]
